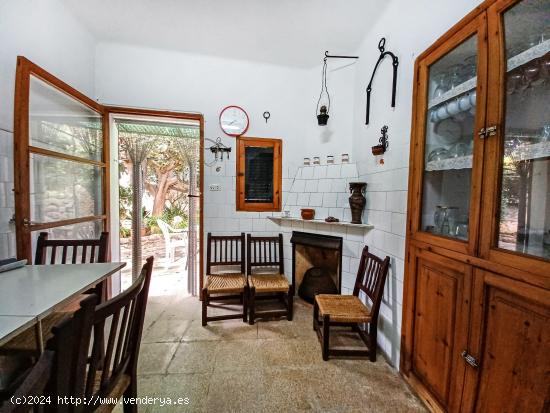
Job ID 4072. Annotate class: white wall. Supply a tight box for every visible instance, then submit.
[349,0,482,367]
[94,43,313,276]
[0,0,96,259]
[303,61,357,161]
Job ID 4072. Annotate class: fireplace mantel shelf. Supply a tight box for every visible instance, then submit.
[268,216,374,230]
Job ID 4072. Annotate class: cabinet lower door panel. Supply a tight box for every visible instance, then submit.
[467,272,550,412]
[408,250,471,411]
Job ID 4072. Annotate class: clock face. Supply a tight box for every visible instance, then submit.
[219,105,249,137]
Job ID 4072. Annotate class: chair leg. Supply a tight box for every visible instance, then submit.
[123,376,138,413]
[287,288,293,321]
[242,287,248,323]
[322,314,330,361]
[313,298,319,331]
[248,287,256,325]
[201,288,208,326]
[369,323,378,362]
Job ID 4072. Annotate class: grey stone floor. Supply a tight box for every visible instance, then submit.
[123,294,426,412]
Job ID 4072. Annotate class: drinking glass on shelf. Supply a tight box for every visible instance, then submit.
[434,206,445,233]
[445,207,459,236]
[431,73,450,98]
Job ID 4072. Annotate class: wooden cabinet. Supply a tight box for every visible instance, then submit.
[402,0,550,411]
[462,270,550,412]
[402,248,471,412]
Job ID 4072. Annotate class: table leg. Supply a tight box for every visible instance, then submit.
[35,320,44,354]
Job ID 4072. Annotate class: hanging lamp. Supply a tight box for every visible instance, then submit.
[316,51,359,126]
[316,56,330,126]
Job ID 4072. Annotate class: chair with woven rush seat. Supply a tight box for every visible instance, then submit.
[247,233,293,325]
[313,246,389,361]
[0,232,110,357]
[202,233,248,326]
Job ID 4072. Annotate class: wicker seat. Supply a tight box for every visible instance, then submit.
[315,295,372,323]
[248,273,289,293]
[202,233,248,326]
[313,246,389,361]
[206,273,247,294]
[247,234,293,324]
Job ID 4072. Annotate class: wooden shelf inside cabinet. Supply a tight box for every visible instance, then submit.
[504,140,550,162]
[428,39,550,109]
[425,155,473,171]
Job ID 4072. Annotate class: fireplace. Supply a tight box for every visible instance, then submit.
[290,231,343,303]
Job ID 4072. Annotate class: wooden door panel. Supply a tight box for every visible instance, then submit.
[407,249,471,411]
[466,271,550,412]
[412,266,457,401]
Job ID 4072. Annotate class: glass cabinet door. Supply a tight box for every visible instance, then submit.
[495,0,550,261]
[420,34,480,242]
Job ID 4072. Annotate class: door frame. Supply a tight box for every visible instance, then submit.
[13,56,205,293]
[104,106,205,294]
[13,56,109,262]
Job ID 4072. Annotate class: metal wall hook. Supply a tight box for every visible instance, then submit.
[365,38,399,125]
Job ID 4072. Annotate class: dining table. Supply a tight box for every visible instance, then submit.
[0,262,125,350]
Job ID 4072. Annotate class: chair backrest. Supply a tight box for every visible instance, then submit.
[0,351,54,413]
[353,246,390,320]
[50,257,154,409]
[35,232,109,265]
[156,219,171,243]
[206,233,245,275]
[247,234,284,275]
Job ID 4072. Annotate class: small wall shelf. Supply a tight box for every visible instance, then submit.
[268,216,374,230]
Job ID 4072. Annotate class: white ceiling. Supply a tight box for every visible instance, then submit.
[60,0,385,68]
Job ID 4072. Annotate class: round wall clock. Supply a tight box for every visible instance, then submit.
[219,105,249,137]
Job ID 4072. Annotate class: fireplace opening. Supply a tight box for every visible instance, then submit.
[290,231,343,303]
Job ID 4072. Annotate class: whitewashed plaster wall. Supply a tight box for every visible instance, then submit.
[0,0,96,260]
[94,43,313,273]
[348,0,482,366]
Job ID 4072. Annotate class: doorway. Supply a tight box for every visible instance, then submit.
[108,111,204,298]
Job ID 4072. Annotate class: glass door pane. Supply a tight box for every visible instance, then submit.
[421,35,478,240]
[497,0,550,260]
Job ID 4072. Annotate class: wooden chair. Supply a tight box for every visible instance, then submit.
[202,233,248,326]
[35,231,109,265]
[51,257,154,413]
[313,246,390,361]
[0,351,54,413]
[0,232,110,357]
[247,234,293,325]
[0,295,99,413]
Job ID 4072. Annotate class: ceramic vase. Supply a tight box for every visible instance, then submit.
[349,182,367,224]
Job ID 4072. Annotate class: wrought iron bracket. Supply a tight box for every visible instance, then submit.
[371,125,389,155]
[365,38,399,125]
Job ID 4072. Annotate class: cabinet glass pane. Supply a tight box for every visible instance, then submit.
[29,76,103,161]
[421,35,478,240]
[245,146,274,203]
[30,154,103,223]
[497,0,550,259]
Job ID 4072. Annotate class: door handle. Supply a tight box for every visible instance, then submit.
[461,350,479,369]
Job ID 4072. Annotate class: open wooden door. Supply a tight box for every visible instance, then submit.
[13,57,109,262]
